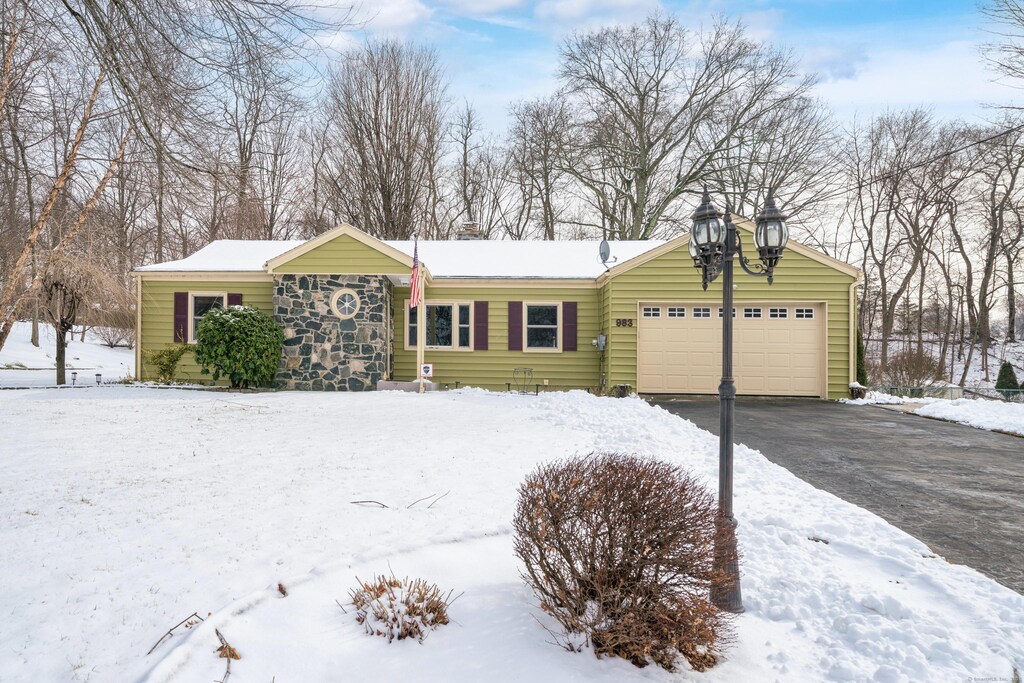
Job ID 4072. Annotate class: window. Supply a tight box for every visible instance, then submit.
[743,307,763,319]
[408,302,472,350]
[189,293,226,342]
[330,289,360,319]
[642,306,661,318]
[769,307,788,319]
[693,307,711,318]
[525,304,559,350]
[795,308,815,319]
[718,307,736,318]
[667,307,685,318]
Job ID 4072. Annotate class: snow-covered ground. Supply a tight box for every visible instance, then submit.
[915,399,1024,437]
[867,337,1024,389]
[1,388,1021,682]
[0,321,134,387]
[841,391,1024,437]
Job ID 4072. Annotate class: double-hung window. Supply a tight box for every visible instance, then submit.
[189,293,226,342]
[408,302,472,350]
[525,304,559,350]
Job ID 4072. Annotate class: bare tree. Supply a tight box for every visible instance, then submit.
[41,252,128,384]
[984,0,1024,85]
[508,96,571,239]
[321,41,449,240]
[558,15,810,239]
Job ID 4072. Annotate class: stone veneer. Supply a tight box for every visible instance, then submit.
[274,274,391,390]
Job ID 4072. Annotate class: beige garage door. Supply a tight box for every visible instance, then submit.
[637,303,824,396]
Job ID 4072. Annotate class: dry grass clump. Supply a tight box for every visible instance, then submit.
[349,575,459,643]
[513,453,732,672]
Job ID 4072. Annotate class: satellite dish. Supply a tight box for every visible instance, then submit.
[599,239,611,265]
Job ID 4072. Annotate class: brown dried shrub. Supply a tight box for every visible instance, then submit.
[513,453,732,672]
[883,348,942,388]
[349,575,457,643]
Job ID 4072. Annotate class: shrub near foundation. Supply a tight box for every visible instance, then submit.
[193,305,284,389]
[513,453,731,672]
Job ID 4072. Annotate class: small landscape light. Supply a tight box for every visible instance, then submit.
[71,371,77,386]
[95,373,102,386]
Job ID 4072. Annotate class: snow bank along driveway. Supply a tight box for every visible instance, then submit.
[843,391,1024,437]
[1,389,1021,682]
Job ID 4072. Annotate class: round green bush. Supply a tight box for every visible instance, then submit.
[193,305,284,388]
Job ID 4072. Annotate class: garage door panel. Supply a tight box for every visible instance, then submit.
[638,302,823,397]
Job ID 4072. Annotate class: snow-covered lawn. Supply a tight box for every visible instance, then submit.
[1,389,1021,683]
[915,398,1024,437]
[841,391,1024,437]
[0,321,134,387]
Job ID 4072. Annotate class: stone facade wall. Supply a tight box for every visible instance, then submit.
[274,274,391,390]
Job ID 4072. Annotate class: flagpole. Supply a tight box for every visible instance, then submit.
[416,266,426,394]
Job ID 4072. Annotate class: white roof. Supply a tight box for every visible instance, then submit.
[136,240,305,272]
[136,238,667,279]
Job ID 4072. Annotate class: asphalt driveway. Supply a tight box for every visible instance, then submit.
[648,396,1024,594]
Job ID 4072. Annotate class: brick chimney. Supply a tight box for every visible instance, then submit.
[456,221,482,240]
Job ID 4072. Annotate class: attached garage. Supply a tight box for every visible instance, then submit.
[636,302,826,396]
[598,218,861,400]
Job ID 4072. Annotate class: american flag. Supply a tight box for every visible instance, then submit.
[409,236,422,310]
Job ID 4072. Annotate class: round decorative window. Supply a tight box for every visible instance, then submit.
[330,288,361,319]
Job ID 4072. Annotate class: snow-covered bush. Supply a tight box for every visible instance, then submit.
[513,453,730,672]
[193,306,283,389]
[349,575,455,643]
[96,325,135,349]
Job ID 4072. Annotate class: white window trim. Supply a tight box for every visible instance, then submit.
[795,308,815,319]
[693,307,712,319]
[743,307,763,318]
[642,306,661,318]
[187,291,227,344]
[667,307,685,318]
[523,301,562,353]
[404,300,474,352]
[769,307,788,319]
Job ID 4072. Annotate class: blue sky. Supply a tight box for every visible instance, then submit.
[342,0,1020,132]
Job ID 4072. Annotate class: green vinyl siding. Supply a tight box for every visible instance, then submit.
[272,234,409,274]
[393,285,602,391]
[603,232,856,399]
[138,278,274,383]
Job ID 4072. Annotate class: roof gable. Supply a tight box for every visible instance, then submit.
[598,217,860,283]
[265,224,415,274]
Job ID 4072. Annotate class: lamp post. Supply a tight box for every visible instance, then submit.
[689,188,789,614]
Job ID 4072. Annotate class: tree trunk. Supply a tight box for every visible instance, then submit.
[1008,249,1017,343]
[55,325,66,385]
[30,247,39,347]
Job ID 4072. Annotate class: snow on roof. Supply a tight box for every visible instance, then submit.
[136,240,306,272]
[387,240,665,278]
[136,238,668,279]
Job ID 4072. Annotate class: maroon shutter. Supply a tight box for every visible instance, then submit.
[173,292,188,343]
[508,301,523,351]
[563,301,578,351]
[227,293,243,307]
[474,301,488,351]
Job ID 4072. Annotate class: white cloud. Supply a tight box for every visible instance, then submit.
[437,0,527,15]
[812,39,1020,120]
[357,0,434,35]
[535,0,660,23]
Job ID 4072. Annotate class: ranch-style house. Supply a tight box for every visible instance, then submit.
[133,221,861,398]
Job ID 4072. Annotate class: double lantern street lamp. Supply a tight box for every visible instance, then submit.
[688,188,789,614]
